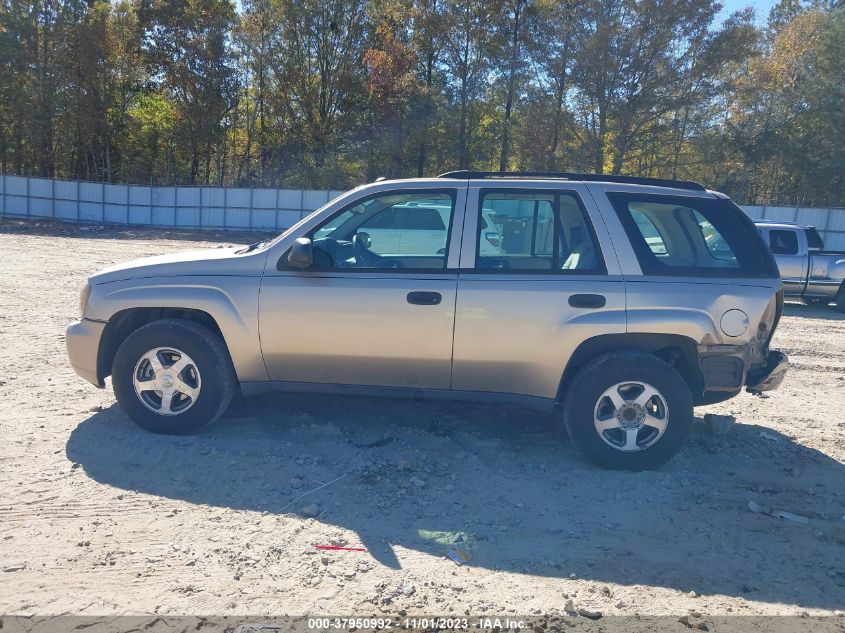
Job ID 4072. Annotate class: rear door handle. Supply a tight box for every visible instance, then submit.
[407,291,442,306]
[568,293,606,309]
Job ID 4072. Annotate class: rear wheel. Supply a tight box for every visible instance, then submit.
[835,287,845,314]
[562,352,693,470]
[112,319,235,434]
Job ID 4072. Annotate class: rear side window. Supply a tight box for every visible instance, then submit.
[805,228,824,250]
[769,229,799,255]
[607,193,773,278]
[475,190,604,272]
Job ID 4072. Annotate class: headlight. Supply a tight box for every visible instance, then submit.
[80,281,92,317]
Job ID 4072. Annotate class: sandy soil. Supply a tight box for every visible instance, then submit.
[0,219,843,620]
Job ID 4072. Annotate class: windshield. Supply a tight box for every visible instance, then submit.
[265,187,361,248]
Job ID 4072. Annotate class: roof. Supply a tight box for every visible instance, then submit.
[436,170,707,192]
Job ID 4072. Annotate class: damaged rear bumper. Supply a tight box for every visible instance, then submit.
[745,350,788,393]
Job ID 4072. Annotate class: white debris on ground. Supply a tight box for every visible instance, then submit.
[0,220,844,617]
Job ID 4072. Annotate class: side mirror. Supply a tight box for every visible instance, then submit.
[287,237,313,269]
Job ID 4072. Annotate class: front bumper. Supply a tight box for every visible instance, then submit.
[66,319,107,387]
[746,350,789,393]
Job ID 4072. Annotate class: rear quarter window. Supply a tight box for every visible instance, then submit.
[607,193,775,278]
[805,228,824,250]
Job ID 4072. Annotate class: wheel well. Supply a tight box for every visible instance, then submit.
[97,308,226,383]
[556,334,704,404]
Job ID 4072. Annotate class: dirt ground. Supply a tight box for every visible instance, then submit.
[0,219,844,620]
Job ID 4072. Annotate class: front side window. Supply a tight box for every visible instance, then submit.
[769,229,799,255]
[303,191,455,270]
[608,193,772,277]
[474,191,603,272]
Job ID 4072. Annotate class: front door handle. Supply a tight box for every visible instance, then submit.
[407,291,442,306]
[568,293,606,309]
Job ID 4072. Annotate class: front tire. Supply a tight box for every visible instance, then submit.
[803,297,829,307]
[112,319,236,434]
[562,352,693,470]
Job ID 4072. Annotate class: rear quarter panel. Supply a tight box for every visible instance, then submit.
[625,277,782,348]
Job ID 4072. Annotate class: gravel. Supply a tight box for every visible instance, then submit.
[1,219,844,617]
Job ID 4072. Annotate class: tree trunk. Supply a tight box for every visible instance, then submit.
[499,0,524,172]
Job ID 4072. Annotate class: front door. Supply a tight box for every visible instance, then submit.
[764,227,808,295]
[258,187,466,389]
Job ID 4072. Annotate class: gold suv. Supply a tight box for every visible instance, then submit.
[66,172,788,469]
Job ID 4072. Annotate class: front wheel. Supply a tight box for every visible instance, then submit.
[112,319,236,434]
[803,297,829,307]
[562,352,693,470]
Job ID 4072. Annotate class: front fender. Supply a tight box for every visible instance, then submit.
[88,276,268,382]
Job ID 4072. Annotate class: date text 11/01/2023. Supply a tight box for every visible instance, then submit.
[306,617,529,630]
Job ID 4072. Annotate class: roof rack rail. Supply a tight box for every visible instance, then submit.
[436,170,706,192]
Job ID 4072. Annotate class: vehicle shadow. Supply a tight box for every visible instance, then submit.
[66,395,845,609]
[782,300,845,321]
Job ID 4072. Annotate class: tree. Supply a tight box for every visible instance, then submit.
[571,0,756,174]
[138,0,239,183]
[444,0,495,169]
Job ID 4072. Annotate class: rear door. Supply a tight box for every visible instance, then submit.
[451,181,626,400]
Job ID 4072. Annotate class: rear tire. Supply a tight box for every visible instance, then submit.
[835,287,845,314]
[112,319,236,434]
[562,352,693,470]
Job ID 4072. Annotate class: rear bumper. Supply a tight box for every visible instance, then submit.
[746,350,788,393]
[66,319,107,387]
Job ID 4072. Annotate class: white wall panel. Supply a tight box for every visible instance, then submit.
[55,199,78,220]
[55,180,78,200]
[13,177,845,244]
[5,176,27,196]
[176,207,200,227]
[29,177,52,198]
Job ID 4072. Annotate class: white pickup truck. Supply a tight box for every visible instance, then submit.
[755,220,845,312]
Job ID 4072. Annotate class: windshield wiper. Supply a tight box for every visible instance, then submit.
[238,240,267,254]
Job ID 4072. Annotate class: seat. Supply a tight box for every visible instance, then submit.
[562,240,597,270]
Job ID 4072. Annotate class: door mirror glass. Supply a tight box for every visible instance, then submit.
[288,237,314,268]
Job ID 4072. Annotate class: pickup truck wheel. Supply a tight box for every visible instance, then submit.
[835,287,845,313]
[112,319,235,434]
[562,352,693,470]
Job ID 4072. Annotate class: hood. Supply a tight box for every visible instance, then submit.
[89,245,265,284]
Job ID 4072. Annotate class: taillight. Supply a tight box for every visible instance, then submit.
[485,232,500,248]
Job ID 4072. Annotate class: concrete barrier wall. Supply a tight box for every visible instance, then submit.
[0,174,346,232]
[2,174,844,249]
